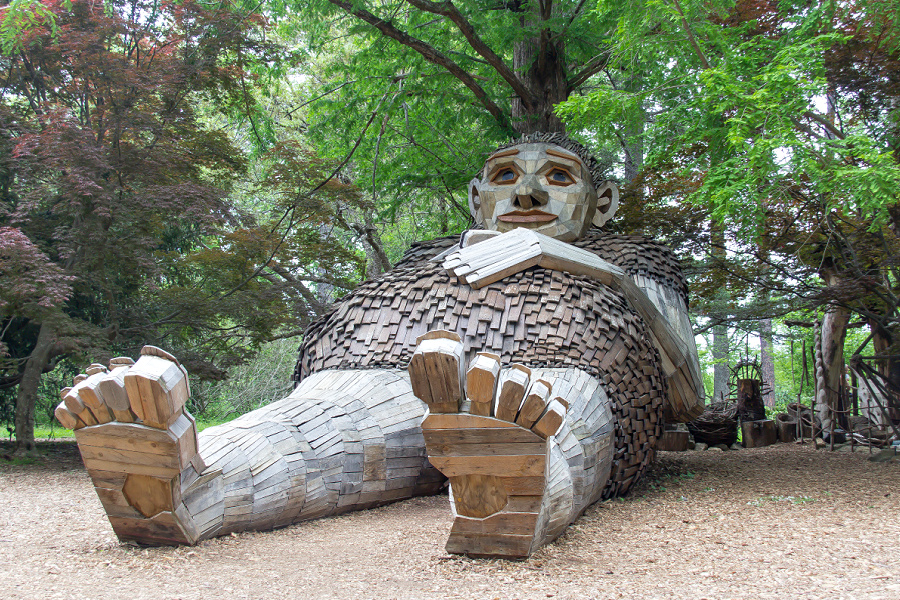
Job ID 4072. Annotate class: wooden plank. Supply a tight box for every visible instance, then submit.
[427,442,546,457]
[424,427,543,445]
[495,366,530,422]
[54,402,83,430]
[75,423,178,456]
[465,352,501,416]
[422,414,519,430]
[428,454,545,478]
[505,495,544,513]
[81,457,180,478]
[515,380,551,429]
[108,512,194,546]
[445,532,533,558]
[532,400,566,439]
[450,512,539,536]
[77,445,181,472]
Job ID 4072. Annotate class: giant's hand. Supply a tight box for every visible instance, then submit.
[442,228,624,289]
[442,228,705,421]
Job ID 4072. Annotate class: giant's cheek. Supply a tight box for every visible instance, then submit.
[479,189,514,224]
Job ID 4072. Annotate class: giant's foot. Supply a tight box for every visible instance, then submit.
[55,347,205,545]
[409,331,567,559]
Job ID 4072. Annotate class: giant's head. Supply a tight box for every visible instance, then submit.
[469,133,618,242]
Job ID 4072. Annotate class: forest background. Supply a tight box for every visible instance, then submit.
[1,0,898,454]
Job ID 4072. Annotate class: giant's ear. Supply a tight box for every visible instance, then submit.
[592,181,619,228]
[468,177,485,226]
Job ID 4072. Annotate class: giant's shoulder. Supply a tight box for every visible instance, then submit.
[574,231,688,299]
[393,234,460,269]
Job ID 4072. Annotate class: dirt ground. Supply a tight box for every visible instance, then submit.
[1,441,897,600]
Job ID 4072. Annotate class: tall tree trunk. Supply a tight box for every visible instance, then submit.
[622,69,644,184]
[816,274,850,434]
[711,217,729,403]
[713,323,730,403]
[760,318,775,407]
[14,321,54,455]
[511,10,568,134]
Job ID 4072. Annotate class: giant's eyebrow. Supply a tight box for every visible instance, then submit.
[546,148,583,165]
[487,148,520,162]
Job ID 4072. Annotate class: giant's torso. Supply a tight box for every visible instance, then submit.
[294,230,688,496]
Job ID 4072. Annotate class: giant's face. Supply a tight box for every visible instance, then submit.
[469,142,599,242]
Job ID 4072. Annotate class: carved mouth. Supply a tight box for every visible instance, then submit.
[497,210,557,224]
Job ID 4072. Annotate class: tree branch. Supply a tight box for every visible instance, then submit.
[327,0,513,132]
[670,0,711,69]
[404,0,536,110]
[802,110,846,140]
[568,51,611,88]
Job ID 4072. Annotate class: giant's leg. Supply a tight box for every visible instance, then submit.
[410,332,614,559]
[56,347,443,545]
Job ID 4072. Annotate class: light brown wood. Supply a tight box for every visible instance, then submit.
[515,380,551,429]
[531,399,565,439]
[427,441,546,457]
[54,402,83,430]
[465,352,501,416]
[428,454,546,478]
[98,367,131,411]
[423,426,544,445]
[449,474,508,518]
[444,531,534,558]
[422,413,520,430]
[494,365,530,421]
[122,474,176,518]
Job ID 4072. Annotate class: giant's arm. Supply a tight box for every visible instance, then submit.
[441,229,704,421]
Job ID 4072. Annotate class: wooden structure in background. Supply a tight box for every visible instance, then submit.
[741,419,777,448]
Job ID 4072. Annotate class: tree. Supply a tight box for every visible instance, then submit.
[557,0,900,418]
[0,0,367,452]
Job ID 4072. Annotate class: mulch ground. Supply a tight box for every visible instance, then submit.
[1,441,897,600]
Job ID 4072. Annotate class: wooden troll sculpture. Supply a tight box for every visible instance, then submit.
[56,133,704,559]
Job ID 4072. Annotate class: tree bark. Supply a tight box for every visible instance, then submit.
[14,321,55,455]
[759,318,775,407]
[816,289,850,434]
[622,68,644,184]
[710,218,729,404]
[712,324,730,403]
[511,8,568,134]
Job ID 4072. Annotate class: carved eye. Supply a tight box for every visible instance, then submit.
[547,168,574,185]
[492,168,518,184]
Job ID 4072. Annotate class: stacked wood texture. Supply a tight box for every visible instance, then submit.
[55,348,205,546]
[296,231,689,498]
[183,369,444,539]
[59,352,444,545]
[419,357,614,558]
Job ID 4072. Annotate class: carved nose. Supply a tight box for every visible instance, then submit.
[513,176,549,209]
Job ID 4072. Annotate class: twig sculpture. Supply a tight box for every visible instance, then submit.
[57,132,704,557]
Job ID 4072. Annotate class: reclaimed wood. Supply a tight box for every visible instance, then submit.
[741,419,777,448]
[465,353,501,416]
[494,365,530,421]
[61,138,701,559]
